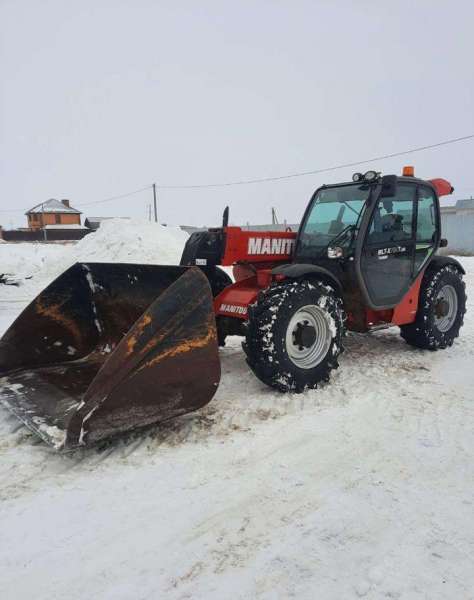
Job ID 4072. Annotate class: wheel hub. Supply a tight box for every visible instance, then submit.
[293,322,317,350]
[435,299,449,318]
[285,305,333,370]
[434,284,458,332]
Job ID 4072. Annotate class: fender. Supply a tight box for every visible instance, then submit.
[214,275,260,320]
[271,263,343,292]
[427,255,465,275]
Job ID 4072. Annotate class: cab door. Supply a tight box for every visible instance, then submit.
[359,183,417,308]
[413,185,439,272]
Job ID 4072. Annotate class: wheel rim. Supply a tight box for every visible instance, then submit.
[285,305,333,369]
[434,284,458,332]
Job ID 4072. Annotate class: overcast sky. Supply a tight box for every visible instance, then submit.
[1,0,474,228]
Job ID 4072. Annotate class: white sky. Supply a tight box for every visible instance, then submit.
[1,0,474,228]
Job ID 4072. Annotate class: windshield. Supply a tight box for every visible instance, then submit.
[297,184,370,257]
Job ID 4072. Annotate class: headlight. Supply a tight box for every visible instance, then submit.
[352,172,363,182]
[364,170,378,182]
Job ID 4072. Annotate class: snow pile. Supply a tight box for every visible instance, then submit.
[0,242,64,280]
[69,219,188,265]
[0,219,189,293]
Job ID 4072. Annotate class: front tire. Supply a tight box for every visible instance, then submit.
[244,280,345,392]
[400,265,466,350]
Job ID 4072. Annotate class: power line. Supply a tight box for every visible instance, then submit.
[0,185,153,214]
[76,185,153,207]
[1,133,473,215]
[156,133,474,189]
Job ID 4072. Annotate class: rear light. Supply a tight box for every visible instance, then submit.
[402,165,415,176]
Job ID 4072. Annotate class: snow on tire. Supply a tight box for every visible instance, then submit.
[400,265,467,350]
[243,279,345,393]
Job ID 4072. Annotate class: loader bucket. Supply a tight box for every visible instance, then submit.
[0,263,220,450]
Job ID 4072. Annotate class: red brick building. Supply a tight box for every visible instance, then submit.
[26,199,81,230]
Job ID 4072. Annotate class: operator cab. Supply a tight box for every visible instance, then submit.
[294,167,448,311]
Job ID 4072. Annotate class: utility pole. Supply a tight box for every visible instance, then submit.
[153,183,158,223]
[41,203,47,242]
[271,207,278,225]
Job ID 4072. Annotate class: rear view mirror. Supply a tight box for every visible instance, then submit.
[380,175,398,198]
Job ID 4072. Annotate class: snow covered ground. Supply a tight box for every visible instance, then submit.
[0,229,473,599]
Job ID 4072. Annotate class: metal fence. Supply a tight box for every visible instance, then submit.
[0,229,92,242]
[440,199,474,255]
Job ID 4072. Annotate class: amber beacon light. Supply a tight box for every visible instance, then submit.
[402,165,415,176]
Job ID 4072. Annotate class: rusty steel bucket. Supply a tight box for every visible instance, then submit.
[0,263,220,450]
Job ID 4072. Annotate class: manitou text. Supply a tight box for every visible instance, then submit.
[219,304,247,315]
[247,237,295,255]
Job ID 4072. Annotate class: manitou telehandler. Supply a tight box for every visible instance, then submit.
[181,166,466,391]
[0,167,467,449]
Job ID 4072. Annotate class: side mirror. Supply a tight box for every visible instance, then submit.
[439,238,448,248]
[380,175,398,198]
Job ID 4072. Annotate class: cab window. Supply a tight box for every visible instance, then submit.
[368,184,415,243]
[417,187,437,242]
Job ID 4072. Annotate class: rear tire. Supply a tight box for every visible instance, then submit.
[400,265,466,350]
[244,280,345,392]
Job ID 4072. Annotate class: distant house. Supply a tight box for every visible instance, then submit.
[26,199,81,230]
